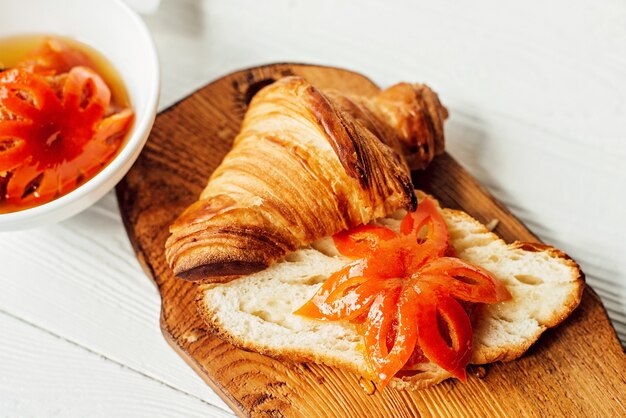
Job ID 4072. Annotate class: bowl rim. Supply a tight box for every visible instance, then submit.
[0,0,160,227]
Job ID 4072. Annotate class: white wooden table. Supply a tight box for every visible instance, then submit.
[1,0,625,416]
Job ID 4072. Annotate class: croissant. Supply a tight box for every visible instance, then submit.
[165,76,447,281]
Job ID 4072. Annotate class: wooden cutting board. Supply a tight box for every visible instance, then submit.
[116,64,626,418]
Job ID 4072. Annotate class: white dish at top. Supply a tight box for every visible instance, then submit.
[0,0,160,231]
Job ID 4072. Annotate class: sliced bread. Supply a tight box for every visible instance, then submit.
[197,193,584,390]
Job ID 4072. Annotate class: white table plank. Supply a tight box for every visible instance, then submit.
[0,310,233,418]
[0,192,232,413]
[1,0,625,416]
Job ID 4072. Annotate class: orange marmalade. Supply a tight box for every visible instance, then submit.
[0,35,133,213]
[295,197,511,388]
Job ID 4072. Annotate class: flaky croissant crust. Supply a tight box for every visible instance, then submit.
[166,76,447,281]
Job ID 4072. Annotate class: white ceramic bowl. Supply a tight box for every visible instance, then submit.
[0,0,159,231]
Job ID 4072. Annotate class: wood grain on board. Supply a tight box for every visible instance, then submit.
[116,64,626,418]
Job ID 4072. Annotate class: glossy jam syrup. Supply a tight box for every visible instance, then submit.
[0,35,132,213]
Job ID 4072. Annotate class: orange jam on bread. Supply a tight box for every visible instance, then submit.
[295,197,511,388]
